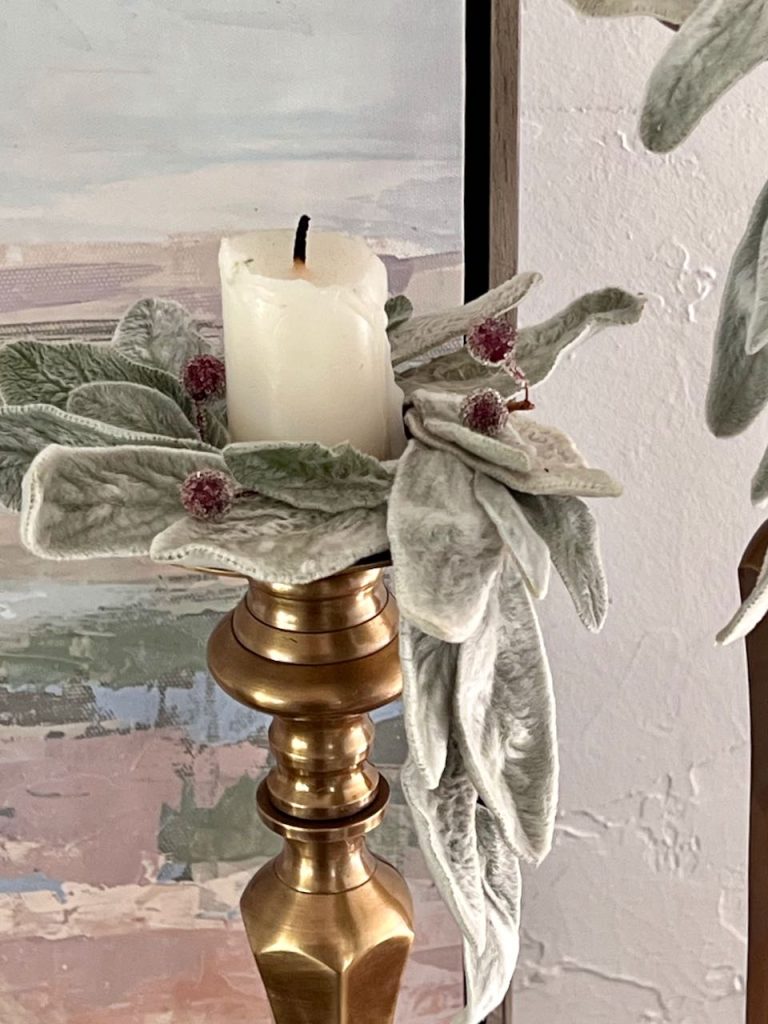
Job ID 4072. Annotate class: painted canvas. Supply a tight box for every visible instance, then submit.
[0,3,465,1022]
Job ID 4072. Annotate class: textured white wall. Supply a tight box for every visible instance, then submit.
[516,3,768,1020]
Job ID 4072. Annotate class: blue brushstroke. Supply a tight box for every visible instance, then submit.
[0,872,67,903]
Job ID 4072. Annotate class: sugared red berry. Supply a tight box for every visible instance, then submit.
[180,470,235,521]
[460,389,509,437]
[467,318,517,366]
[182,355,226,402]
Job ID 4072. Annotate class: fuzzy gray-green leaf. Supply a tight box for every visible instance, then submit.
[112,297,211,374]
[388,442,504,643]
[224,440,394,512]
[150,496,389,583]
[198,406,230,449]
[0,339,193,417]
[400,621,459,790]
[396,347,511,399]
[454,558,556,863]
[385,294,414,333]
[411,389,532,473]
[67,382,198,440]
[21,444,225,559]
[0,403,212,511]
[707,179,768,437]
[473,474,551,599]
[717,543,768,645]
[405,408,622,499]
[397,288,645,396]
[514,492,608,631]
[401,741,486,954]
[640,0,768,153]
[565,0,698,18]
[517,288,646,386]
[390,273,541,366]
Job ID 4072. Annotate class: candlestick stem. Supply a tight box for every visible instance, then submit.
[207,568,414,1024]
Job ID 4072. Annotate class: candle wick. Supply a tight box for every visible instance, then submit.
[293,215,311,265]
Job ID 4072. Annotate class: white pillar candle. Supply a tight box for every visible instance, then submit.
[219,222,406,460]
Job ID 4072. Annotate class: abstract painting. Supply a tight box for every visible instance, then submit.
[0,3,465,1021]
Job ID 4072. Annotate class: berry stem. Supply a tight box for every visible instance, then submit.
[507,382,535,412]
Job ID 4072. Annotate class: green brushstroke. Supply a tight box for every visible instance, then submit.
[158,775,279,864]
[158,768,418,869]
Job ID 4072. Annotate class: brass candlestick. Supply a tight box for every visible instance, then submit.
[207,567,414,1024]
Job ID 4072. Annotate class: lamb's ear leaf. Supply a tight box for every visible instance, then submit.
[473,474,551,599]
[397,347,515,399]
[150,498,389,584]
[707,179,768,437]
[390,273,541,366]
[717,544,768,646]
[67,381,198,440]
[640,0,768,153]
[21,444,225,559]
[399,620,459,790]
[410,390,531,473]
[197,407,230,449]
[752,442,768,506]
[385,294,414,333]
[457,808,522,1024]
[0,339,194,418]
[745,215,768,355]
[516,288,646,386]
[401,742,487,955]
[387,441,503,643]
[454,559,558,864]
[514,492,609,631]
[397,288,645,395]
[405,408,623,500]
[0,403,214,511]
[224,440,393,512]
[564,0,698,19]
[112,297,212,374]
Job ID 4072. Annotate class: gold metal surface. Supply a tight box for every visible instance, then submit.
[206,567,414,1024]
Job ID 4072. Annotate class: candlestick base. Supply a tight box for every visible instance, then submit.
[207,568,414,1024]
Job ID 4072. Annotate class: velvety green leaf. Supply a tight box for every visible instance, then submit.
[397,289,645,396]
[640,0,768,153]
[224,440,394,512]
[397,347,517,400]
[21,444,225,559]
[111,297,212,374]
[399,620,459,790]
[390,273,542,366]
[198,407,230,449]
[565,0,698,18]
[405,408,623,499]
[411,390,531,473]
[67,382,198,440]
[459,809,522,1024]
[388,442,504,643]
[401,741,486,954]
[707,179,768,437]
[0,404,213,511]
[454,558,557,864]
[473,474,551,599]
[717,543,768,645]
[150,497,389,584]
[752,442,768,506]
[517,288,646,385]
[0,339,194,417]
[385,294,414,333]
[514,492,609,632]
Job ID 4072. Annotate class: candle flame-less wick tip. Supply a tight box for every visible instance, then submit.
[293,214,311,265]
